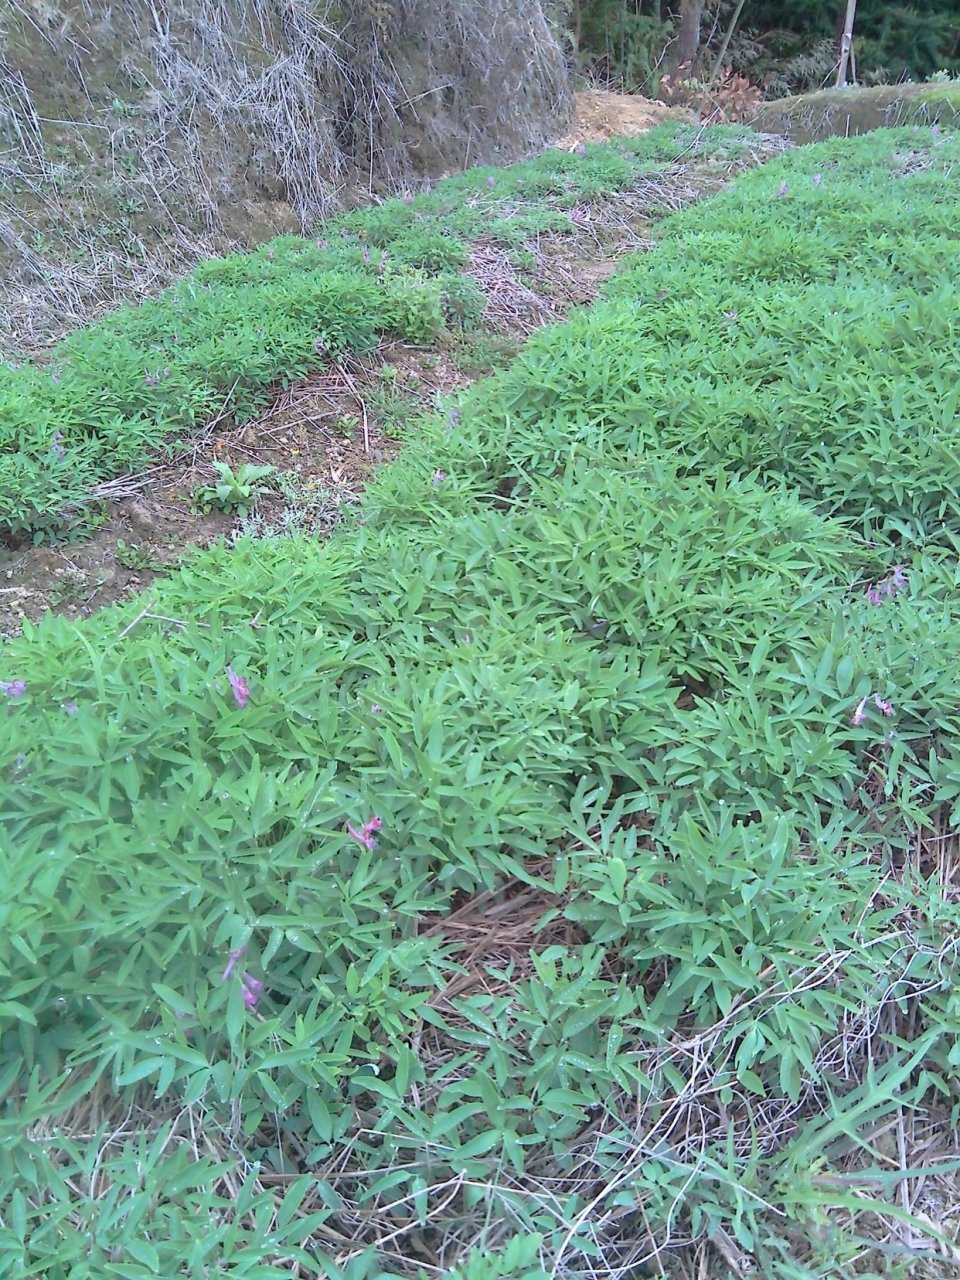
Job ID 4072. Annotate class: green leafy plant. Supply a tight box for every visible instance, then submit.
[114,539,164,572]
[2,126,960,1279]
[192,461,277,516]
[438,274,486,332]
[47,570,89,606]
[452,332,520,375]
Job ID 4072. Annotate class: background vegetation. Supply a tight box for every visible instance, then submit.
[0,127,713,547]
[571,0,960,97]
[2,1,957,352]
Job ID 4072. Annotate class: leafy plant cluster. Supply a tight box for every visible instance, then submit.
[573,1,672,96]
[3,127,960,1278]
[192,461,278,516]
[0,124,741,546]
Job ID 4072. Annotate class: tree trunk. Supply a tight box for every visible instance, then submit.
[836,0,857,87]
[675,0,704,75]
[707,0,747,88]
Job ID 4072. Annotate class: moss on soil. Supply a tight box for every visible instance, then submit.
[750,82,960,143]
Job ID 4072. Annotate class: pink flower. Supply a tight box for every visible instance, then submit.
[346,815,382,851]
[241,975,264,1009]
[812,173,822,186]
[850,692,896,727]
[431,469,446,485]
[222,946,264,1010]
[864,565,908,606]
[0,680,26,699]
[222,945,246,981]
[226,666,250,709]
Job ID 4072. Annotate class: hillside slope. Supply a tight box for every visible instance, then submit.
[0,0,569,352]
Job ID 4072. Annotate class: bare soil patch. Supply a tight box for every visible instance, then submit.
[553,89,696,148]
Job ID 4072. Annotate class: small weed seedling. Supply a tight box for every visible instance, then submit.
[192,461,277,516]
[48,570,89,606]
[115,540,164,573]
[235,468,353,538]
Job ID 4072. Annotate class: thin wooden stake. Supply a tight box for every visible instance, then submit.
[836,0,858,88]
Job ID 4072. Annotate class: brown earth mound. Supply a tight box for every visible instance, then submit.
[749,82,960,143]
[553,89,695,148]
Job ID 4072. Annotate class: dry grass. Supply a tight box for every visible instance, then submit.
[0,0,571,355]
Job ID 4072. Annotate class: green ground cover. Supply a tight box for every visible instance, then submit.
[2,126,960,1278]
[0,124,746,546]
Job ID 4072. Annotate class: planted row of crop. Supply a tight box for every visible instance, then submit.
[0,125,751,544]
[2,127,960,1278]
